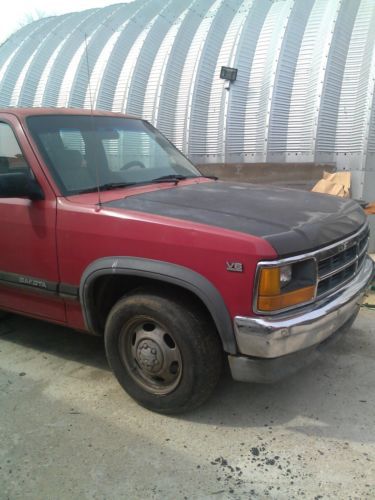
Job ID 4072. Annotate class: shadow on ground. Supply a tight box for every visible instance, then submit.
[0,313,108,370]
[1,310,374,444]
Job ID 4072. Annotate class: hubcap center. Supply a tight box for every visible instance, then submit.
[136,339,163,374]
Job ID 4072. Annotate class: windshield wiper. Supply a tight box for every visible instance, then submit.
[150,174,189,184]
[200,175,218,180]
[75,175,195,195]
[77,182,137,194]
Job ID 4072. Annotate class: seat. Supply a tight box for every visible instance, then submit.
[53,149,93,191]
[0,156,10,174]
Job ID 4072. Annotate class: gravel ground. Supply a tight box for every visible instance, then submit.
[0,304,374,500]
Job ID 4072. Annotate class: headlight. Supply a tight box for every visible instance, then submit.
[280,265,292,287]
[255,259,317,313]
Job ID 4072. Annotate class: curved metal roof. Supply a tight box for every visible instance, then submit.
[0,0,374,198]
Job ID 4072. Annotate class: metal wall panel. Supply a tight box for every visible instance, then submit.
[315,0,359,156]
[243,0,293,161]
[0,0,374,201]
[148,0,214,140]
[186,0,242,158]
[267,0,315,159]
[124,0,186,116]
[13,14,76,107]
[224,0,271,161]
[205,0,255,160]
[0,17,58,106]
[286,0,342,157]
[42,9,103,107]
[173,0,222,152]
[69,4,134,109]
[142,5,191,125]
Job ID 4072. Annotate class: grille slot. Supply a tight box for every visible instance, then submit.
[316,226,369,298]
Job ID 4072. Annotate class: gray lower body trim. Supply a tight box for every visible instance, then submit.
[80,256,236,353]
[58,283,79,300]
[0,270,79,300]
[0,270,58,293]
[234,256,374,358]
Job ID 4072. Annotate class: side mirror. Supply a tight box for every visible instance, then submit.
[0,172,44,200]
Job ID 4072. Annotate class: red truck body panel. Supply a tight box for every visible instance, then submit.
[0,108,277,332]
[57,195,276,330]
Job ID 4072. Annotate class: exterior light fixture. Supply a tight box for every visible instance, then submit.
[220,66,238,82]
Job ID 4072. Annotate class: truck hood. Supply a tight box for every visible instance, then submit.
[103,181,366,256]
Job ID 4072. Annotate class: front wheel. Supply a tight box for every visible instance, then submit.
[104,290,223,414]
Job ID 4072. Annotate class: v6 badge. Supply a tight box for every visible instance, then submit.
[226,262,243,273]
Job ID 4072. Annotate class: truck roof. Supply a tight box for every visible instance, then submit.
[0,107,138,119]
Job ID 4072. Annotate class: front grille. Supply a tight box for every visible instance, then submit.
[316,225,370,298]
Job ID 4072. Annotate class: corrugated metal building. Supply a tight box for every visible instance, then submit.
[0,0,374,243]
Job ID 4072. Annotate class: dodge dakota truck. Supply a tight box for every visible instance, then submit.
[0,108,373,413]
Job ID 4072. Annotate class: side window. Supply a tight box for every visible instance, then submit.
[0,122,30,174]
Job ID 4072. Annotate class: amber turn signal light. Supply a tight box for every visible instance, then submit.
[256,264,316,312]
[257,285,315,312]
[258,267,281,296]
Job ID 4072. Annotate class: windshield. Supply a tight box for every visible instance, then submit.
[26,115,201,196]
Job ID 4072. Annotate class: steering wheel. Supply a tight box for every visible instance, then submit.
[120,160,146,171]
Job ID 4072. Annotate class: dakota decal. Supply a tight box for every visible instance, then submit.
[18,276,48,289]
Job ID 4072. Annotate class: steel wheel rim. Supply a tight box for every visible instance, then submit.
[119,316,183,395]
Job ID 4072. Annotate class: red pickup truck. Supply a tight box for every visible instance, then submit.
[0,108,373,413]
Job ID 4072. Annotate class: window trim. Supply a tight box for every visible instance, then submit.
[0,120,32,176]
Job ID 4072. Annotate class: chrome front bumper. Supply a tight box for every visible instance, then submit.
[229,256,374,383]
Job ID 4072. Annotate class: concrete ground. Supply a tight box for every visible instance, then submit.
[0,303,374,499]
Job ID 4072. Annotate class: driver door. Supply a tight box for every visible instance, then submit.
[0,117,65,322]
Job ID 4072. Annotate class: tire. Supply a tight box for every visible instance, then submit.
[104,289,223,414]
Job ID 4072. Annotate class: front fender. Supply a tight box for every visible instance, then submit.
[80,256,237,354]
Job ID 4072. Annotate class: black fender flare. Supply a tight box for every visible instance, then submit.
[80,257,237,354]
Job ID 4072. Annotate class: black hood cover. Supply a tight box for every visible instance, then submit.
[104,182,366,256]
